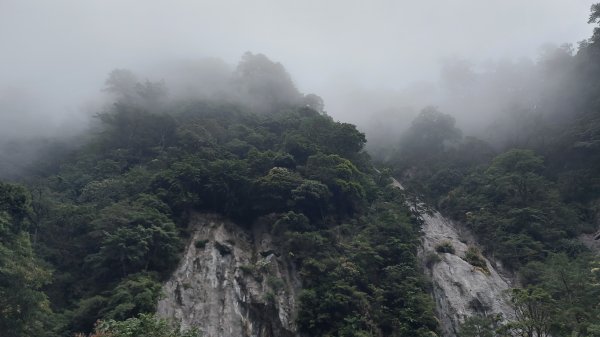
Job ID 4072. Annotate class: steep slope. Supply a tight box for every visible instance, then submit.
[393,179,514,337]
[157,213,300,337]
[6,54,437,336]
[418,209,514,337]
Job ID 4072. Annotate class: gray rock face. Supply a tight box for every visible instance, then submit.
[157,214,301,337]
[393,179,514,337]
[419,209,515,337]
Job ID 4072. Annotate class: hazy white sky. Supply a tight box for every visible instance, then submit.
[0,0,597,124]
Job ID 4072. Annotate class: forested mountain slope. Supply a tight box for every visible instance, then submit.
[4,5,600,337]
[384,7,600,336]
[0,54,437,337]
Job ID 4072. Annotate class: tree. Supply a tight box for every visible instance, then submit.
[233,52,303,113]
[400,106,462,157]
[485,150,545,206]
[0,183,52,337]
[98,105,177,160]
[459,315,503,337]
[505,287,553,337]
[103,69,168,109]
[304,154,368,217]
[303,93,325,113]
[589,3,600,43]
[252,167,303,213]
[291,180,331,221]
[86,199,181,280]
[103,273,163,321]
[103,69,139,100]
[87,314,200,337]
[390,107,464,195]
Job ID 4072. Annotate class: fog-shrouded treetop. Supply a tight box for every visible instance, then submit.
[0,0,597,142]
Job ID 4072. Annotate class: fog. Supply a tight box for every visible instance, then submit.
[0,0,597,169]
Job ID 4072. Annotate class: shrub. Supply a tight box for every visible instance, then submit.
[425,251,442,268]
[464,246,488,271]
[90,313,201,337]
[435,240,456,254]
[264,291,276,304]
[267,275,285,292]
[240,263,263,281]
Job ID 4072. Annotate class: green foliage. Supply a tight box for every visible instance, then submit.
[389,110,495,203]
[459,288,557,337]
[293,188,438,337]
[271,211,312,235]
[435,240,455,254]
[5,68,395,336]
[267,276,285,292]
[85,197,181,280]
[515,254,600,336]
[505,287,554,337]
[252,167,302,213]
[90,313,200,337]
[263,291,276,304]
[463,247,488,272]
[291,180,331,221]
[459,314,503,337]
[389,11,600,332]
[0,182,53,337]
[304,153,371,217]
[103,274,163,321]
[424,251,442,268]
[439,149,579,270]
[398,107,462,162]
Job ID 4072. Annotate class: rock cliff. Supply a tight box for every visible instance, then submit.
[394,179,514,337]
[157,213,301,337]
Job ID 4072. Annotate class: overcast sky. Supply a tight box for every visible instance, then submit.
[0,0,597,127]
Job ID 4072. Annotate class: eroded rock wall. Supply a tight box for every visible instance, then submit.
[157,214,301,337]
[418,208,514,337]
[394,179,514,337]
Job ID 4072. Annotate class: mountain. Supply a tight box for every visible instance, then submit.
[382,14,600,335]
[4,7,600,336]
[0,54,437,337]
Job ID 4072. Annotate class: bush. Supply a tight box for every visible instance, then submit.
[264,291,276,304]
[425,251,442,268]
[464,247,488,271]
[89,314,201,337]
[435,240,456,254]
[267,275,285,292]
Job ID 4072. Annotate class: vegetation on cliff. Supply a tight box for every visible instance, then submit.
[387,6,600,336]
[0,54,437,337]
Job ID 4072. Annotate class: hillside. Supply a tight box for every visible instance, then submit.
[3,5,600,337]
[0,54,437,337]
[383,10,600,336]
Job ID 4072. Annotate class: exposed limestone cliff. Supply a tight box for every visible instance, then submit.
[157,213,301,337]
[158,180,515,337]
[393,179,514,337]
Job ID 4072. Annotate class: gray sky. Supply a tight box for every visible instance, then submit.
[0,0,597,130]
